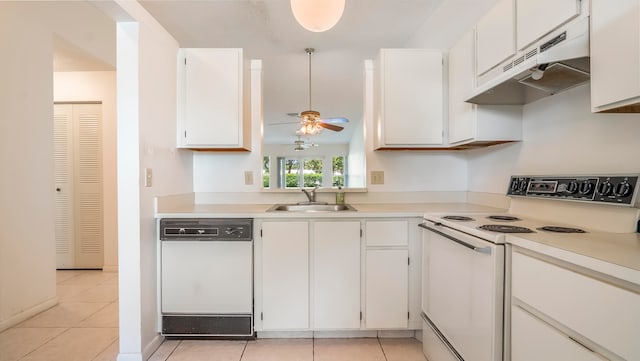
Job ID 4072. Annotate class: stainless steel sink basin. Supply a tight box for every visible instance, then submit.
[267,204,357,212]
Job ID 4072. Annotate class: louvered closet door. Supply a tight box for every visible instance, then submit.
[54,103,103,269]
[54,104,74,268]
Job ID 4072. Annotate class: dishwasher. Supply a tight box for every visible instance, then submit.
[160,218,254,338]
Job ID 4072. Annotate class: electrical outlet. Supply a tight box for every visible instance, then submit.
[371,170,384,185]
[244,171,254,185]
[144,168,152,187]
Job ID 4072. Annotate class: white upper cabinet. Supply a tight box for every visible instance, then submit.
[373,49,444,149]
[448,30,522,145]
[177,48,251,150]
[591,0,640,113]
[516,0,580,51]
[476,0,515,76]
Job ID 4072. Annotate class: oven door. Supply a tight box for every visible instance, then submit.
[420,221,504,361]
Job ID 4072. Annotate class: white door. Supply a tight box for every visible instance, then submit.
[261,221,309,330]
[313,221,361,329]
[365,249,409,329]
[54,103,103,269]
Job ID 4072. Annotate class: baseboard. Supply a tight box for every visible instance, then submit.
[143,334,164,360]
[102,265,119,273]
[0,296,58,332]
[377,330,416,338]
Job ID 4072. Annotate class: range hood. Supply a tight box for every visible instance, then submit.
[466,17,590,105]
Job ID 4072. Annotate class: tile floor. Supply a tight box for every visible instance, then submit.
[1,270,427,361]
[0,270,119,361]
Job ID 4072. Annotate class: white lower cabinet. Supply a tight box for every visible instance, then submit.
[365,249,409,329]
[511,306,606,361]
[261,221,309,330]
[312,221,361,329]
[510,248,640,360]
[256,217,420,334]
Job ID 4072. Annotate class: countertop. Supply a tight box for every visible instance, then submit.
[155,202,506,218]
[508,231,640,285]
[155,199,640,285]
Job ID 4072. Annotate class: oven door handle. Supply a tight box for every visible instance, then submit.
[419,222,492,255]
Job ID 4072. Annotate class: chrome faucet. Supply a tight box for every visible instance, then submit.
[301,185,319,203]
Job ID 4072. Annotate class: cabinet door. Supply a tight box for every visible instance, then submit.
[516,0,580,50]
[511,306,606,361]
[365,249,408,329]
[180,48,243,147]
[449,30,476,144]
[591,0,640,112]
[379,49,443,146]
[476,0,515,76]
[261,221,309,330]
[313,221,361,329]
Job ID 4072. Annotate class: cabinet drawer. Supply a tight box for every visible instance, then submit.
[512,251,640,360]
[365,220,408,246]
[511,305,606,361]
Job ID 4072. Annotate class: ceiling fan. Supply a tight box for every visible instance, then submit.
[273,48,349,135]
[293,135,318,151]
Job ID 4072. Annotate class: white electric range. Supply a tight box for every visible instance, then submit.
[419,174,640,361]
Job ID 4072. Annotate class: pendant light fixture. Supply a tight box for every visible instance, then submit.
[290,0,345,32]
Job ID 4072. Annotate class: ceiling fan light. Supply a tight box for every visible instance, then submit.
[290,0,345,32]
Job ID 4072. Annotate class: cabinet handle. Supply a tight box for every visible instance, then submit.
[568,336,596,353]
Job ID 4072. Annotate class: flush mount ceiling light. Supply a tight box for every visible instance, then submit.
[290,0,345,32]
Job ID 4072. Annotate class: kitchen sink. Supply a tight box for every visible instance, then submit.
[267,203,357,212]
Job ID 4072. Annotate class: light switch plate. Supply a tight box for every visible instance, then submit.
[371,171,384,185]
[244,171,254,185]
[144,168,152,187]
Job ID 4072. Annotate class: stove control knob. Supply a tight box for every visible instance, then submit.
[614,181,632,198]
[597,181,612,196]
[518,179,528,192]
[579,180,594,195]
[566,181,579,194]
[510,179,520,192]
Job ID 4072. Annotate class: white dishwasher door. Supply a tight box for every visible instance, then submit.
[161,240,252,314]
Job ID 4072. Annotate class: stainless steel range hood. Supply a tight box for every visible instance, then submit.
[466,17,590,105]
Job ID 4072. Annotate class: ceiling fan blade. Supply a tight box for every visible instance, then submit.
[269,121,300,126]
[286,112,301,117]
[320,117,349,124]
[318,122,344,132]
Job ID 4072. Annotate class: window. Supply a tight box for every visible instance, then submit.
[275,155,346,189]
[262,156,270,188]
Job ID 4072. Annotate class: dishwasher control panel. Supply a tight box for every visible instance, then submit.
[160,218,253,241]
[507,175,639,206]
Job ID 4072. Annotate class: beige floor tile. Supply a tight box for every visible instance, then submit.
[56,284,95,301]
[380,338,428,361]
[78,302,119,328]
[56,270,84,284]
[168,340,247,361]
[241,338,313,361]
[63,284,118,303]
[0,327,66,361]
[17,302,110,328]
[92,338,119,361]
[148,340,180,361]
[20,328,118,361]
[57,271,117,287]
[313,338,386,361]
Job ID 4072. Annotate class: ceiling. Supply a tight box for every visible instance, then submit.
[138,0,448,145]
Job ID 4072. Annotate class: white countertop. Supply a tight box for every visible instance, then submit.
[508,231,640,285]
[155,197,640,285]
[154,201,505,219]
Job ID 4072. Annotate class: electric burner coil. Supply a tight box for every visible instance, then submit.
[479,224,534,233]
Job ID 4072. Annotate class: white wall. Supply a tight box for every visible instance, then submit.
[105,1,193,360]
[0,1,115,331]
[467,85,640,193]
[53,71,118,271]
